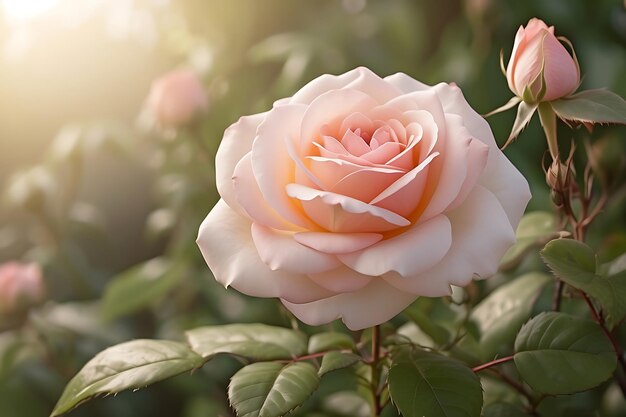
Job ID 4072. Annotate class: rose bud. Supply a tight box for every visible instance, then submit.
[197,67,531,330]
[145,68,208,128]
[506,18,580,102]
[0,262,45,315]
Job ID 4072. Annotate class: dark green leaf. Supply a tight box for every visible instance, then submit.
[542,240,626,327]
[318,351,360,377]
[308,332,355,354]
[470,273,550,361]
[514,312,616,395]
[482,403,528,417]
[500,211,559,269]
[101,258,185,321]
[388,347,483,417]
[541,239,596,283]
[404,298,459,346]
[551,89,626,125]
[186,324,306,360]
[228,361,319,417]
[51,340,204,416]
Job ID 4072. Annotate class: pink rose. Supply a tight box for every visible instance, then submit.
[146,68,208,128]
[506,18,580,102]
[197,67,530,330]
[0,262,45,315]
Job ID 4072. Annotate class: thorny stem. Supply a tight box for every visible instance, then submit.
[370,325,383,417]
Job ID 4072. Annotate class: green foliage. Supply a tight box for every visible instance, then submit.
[500,211,559,269]
[228,361,320,417]
[185,323,307,360]
[470,273,550,361]
[101,257,186,321]
[542,239,626,327]
[514,312,616,395]
[551,89,626,125]
[482,403,528,417]
[51,340,204,416]
[308,332,355,354]
[318,352,360,377]
[388,346,483,417]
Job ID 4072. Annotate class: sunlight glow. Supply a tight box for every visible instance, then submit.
[1,0,60,23]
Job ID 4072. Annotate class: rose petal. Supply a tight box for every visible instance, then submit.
[252,103,318,229]
[307,266,374,293]
[216,112,266,217]
[286,183,410,233]
[431,82,531,227]
[383,72,431,94]
[294,231,382,254]
[251,223,341,274]
[281,278,417,330]
[446,137,489,210]
[383,186,515,296]
[417,114,473,222]
[541,32,579,100]
[197,200,335,304]
[338,214,452,277]
[292,67,402,106]
[233,152,299,230]
[300,89,379,153]
[369,152,438,217]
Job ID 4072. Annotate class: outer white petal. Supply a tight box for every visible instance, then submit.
[383,186,515,296]
[215,113,267,216]
[233,153,299,231]
[196,200,335,304]
[292,67,402,105]
[307,266,373,293]
[251,223,341,274]
[384,73,431,93]
[281,278,417,330]
[431,82,531,227]
[338,214,451,277]
[252,103,318,229]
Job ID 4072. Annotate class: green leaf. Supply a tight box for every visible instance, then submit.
[541,239,596,283]
[404,298,459,346]
[514,312,616,395]
[51,340,204,416]
[308,332,355,354]
[318,351,361,377]
[551,89,626,125]
[388,347,483,417]
[101,257,185,321]
[500,211,559,270]
[470,273,550,361]
[482,403,528,417]
[228,361,319,417]
[542,239,626,327]
[185,324,307,361]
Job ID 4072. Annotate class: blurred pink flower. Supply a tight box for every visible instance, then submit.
[0,261,45,315]
[146,68,208,128]
[506,18,579,102]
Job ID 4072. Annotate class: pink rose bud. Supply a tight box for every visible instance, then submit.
[146,68,208,128]
[0,262,45,315]
[506,18,580,102]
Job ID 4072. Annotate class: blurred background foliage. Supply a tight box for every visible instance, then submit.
[0,0,625,416]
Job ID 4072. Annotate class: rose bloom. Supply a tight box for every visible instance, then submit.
[146,68,208,128]
[197,67,530,330]
[506,18,579,102]
[0,262,45,315]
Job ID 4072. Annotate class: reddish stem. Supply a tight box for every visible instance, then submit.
[472,355,515,373]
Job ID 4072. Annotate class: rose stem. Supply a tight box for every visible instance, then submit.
[370,325,382,417]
